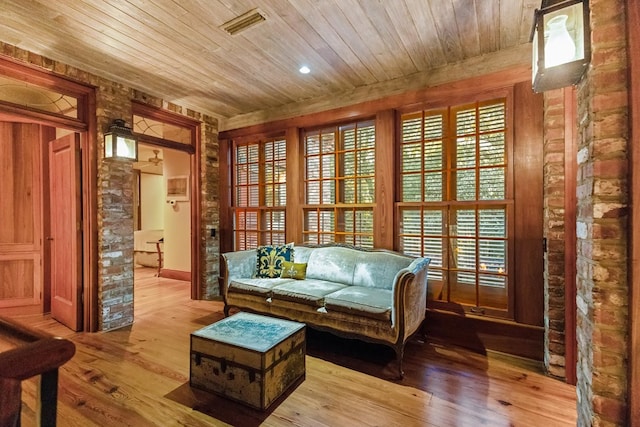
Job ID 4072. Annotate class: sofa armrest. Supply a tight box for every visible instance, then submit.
[221,250,257,298]
[391,257,431,340]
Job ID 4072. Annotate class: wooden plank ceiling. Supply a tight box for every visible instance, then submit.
[0,0,539,129]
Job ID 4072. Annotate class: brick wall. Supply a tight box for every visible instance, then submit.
[0,42,221,331]
[543,88,569,379]
[96,82,135,330]
[98,157,135,330]
[575,0,629,425]
[199,118,221,298]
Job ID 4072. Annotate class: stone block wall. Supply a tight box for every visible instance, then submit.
[575,0,630,425]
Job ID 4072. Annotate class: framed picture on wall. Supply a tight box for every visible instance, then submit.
[166,175,189,201]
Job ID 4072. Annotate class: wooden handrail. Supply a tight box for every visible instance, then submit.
[0,316,75,427]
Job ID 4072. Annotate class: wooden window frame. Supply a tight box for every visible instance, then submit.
[397,95,515,319]
[302,120,375,247]
[219,69,543,334]
[231,136,287,250]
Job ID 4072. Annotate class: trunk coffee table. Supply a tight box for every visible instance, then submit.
[190,312,305,410]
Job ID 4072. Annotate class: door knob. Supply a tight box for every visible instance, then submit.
[46,237,54,241]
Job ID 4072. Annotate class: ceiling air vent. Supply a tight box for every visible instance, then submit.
[221,8,266,35]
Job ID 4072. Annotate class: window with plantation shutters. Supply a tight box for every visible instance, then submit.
[303,120,375,247]
[232,137,286,250]
[398,99,512,318]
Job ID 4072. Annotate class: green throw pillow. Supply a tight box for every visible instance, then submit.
[280,261,307,280]
[255,244,293,278]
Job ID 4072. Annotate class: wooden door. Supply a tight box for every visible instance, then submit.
[48,133,82,331]
[0,123,43,312]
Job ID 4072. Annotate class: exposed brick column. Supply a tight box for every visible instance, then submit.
[543,88,568,379]
[97,159,135,330]
[575,0,629,425]
[200,115,221,298]
[96,85,136,330]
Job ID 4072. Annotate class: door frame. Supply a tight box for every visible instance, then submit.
[0,57,98,331]
[628,0,640,423]
[132,102,202,299]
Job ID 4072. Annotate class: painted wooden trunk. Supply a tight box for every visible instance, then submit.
[190,312,306,410]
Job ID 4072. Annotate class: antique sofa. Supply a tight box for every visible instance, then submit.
[221,244,430,378]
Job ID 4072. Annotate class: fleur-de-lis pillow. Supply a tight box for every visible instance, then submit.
[280,261,307,280]
[255,243,294,278]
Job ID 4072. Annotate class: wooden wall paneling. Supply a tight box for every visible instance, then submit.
[0,124,14,246]
[424,309,544,360]
[628,0,640,422]
[218,138,232,256]
[285,128,303,244]
[0,123,42,310]
[513,81,544,326]
[374,110,395,250]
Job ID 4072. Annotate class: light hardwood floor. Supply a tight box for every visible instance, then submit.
[12,268,577,426]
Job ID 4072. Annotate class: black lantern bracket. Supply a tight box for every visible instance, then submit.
[104,118,138,161]
[530,0,591,93]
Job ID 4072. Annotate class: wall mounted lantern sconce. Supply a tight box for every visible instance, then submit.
[104,119,138,160]
[531,0,590,92]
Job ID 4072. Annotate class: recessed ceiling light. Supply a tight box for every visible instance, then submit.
[299,66,310,74]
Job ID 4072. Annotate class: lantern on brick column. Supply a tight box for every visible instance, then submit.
[531,0,590,92]
[104,119,138,160]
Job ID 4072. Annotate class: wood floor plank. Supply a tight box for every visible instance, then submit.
[9,267,577,426]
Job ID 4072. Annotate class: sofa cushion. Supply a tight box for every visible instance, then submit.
[255,243,294,278]
[353,251,413,290]
[224,250,258,280]
[290,246,314,263]
[271,279,346,307]
[280,261,307,280]
[305,247,358,285]
[324,286,392,321]
[228,277,295,297]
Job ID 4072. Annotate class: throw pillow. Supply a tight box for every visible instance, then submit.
[255,243,294,278]
[280,261,307,280]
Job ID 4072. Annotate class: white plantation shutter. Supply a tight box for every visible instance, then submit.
[304,120,375,247]
[232,137,286,249]
[398,99,510,316]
